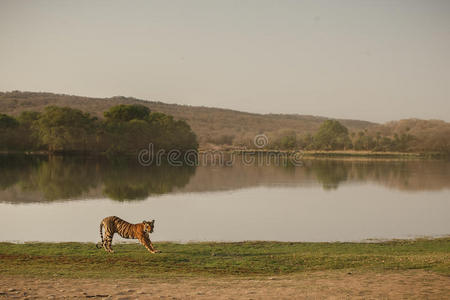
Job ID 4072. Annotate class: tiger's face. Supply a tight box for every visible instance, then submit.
[143,220,155,233]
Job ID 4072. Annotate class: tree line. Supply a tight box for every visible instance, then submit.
[0,91,374,147]
[2,92,449,153]
[267,120,448,153]
[1,105,448,154]
[0,104,198,154]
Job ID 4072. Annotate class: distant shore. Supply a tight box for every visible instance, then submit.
[0,149,448,159]
[199,148,448,159]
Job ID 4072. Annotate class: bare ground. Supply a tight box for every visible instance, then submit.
[1,270,449,299]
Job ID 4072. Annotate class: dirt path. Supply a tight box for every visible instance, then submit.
[1,270,449,299]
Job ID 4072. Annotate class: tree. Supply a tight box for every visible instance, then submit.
[314,120,351,150]
[0,114,20,150]
[0,114,19,129]
[104,104,150,122]
[17,111,42,150]
[37,106,97,152]
[101,106,198,154]
[17,111,41,125]
[393,133,415,152]
[279,134,297,150]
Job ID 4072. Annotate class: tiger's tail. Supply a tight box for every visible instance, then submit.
[96,221,104,249]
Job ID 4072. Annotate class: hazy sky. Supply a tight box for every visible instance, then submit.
[1,1,449,122]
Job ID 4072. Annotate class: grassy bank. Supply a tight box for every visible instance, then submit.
[0,238,449,279]
[302,150,423,158]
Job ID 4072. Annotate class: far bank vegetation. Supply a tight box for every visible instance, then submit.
[0,104,198,154]
[1,91,449,154]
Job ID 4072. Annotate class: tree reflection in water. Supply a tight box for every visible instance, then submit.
[0,155,449,203]
[0,155,196,202]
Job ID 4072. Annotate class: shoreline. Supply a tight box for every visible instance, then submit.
[1,149,448,159]
[3,235,450,244]
[200,149,448,159]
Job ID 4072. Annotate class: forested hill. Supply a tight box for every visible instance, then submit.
[0,91,374,146]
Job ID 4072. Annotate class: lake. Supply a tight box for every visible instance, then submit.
[0,155,449,243]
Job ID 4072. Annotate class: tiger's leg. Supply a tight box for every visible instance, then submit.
[101,222,109,252]
[139,235,159,254]
[102,235,109,252]
[104,227,115,253]
[106,234,114,253]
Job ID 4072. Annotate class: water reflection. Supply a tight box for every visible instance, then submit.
[101,158,196,201]
[0,155,449,203]
[308,160,349,190]
[0,155,195,203]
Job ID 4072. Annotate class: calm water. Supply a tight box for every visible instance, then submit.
[0,155,449,242]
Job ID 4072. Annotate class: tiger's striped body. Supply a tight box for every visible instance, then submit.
[98,216,159,253]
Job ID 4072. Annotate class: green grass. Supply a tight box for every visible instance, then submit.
[0,238,449,279]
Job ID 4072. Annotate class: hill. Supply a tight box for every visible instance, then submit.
[0,91,374,147]
[367,119,450,153]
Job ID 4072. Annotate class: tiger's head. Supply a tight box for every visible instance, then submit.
[143,220,155,233]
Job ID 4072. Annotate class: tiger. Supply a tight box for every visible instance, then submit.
[97,216,160,254]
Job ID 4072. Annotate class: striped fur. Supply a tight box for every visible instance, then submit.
[97,216,159,253]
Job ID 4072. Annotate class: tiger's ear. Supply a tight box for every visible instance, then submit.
[143,220,147,223]
[151,220,155,224]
